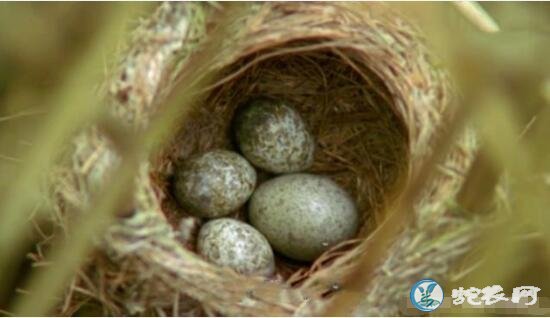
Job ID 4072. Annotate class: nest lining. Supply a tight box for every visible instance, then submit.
[151,40,410,284]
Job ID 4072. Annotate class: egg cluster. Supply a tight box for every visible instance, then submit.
[173,98,359,276]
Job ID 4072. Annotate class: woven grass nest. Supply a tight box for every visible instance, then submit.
[49,2,478,316]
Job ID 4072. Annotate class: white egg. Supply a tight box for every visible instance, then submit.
[249,173,358,261]
[197,218,275,276]
[234,98,315,174]
[174,150,256,218]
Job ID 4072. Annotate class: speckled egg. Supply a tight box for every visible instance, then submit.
[197,218,275,276]
[249,173,359,261]
[174,150,256,218]
[234,98,315,174]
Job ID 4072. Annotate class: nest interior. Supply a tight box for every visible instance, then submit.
[151,40,411,284]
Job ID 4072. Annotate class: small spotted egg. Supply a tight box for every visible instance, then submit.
[197,218,275,276]
[249,173,358,261]
[174,150,256,218]
[234,98,315,174]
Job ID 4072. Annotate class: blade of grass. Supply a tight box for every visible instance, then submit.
[10,4,247,315]
[11,148,140,316]
[322,89,473,316]
[454,2,500,33]
[453,90,550,290]
[0,2,148,306]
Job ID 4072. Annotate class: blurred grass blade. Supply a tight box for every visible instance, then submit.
[323,94,472,315]
[455,90,550,289]
[0,2,147,307]
[10,3,245,315]
[454,2,500,33]
[12,148,141,316]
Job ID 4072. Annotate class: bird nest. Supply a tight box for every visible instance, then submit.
[47,2,478,316]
